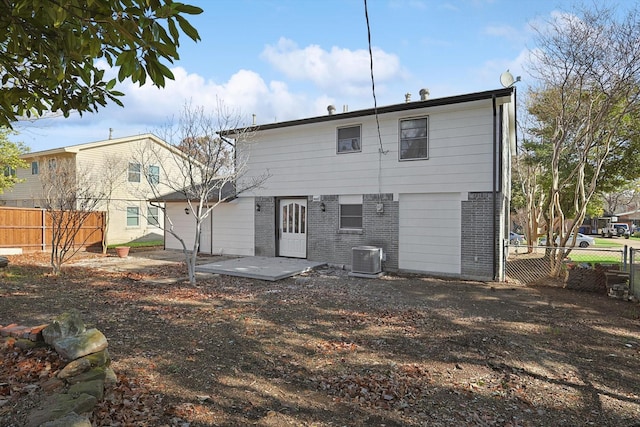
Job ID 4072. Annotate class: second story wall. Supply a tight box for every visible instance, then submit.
[239,98,506,198]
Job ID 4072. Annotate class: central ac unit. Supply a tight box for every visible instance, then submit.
[351,246,383,275]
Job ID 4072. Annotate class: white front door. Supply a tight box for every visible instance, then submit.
[279,199,307,258]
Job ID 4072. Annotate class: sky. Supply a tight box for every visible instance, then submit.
[10,0,631,152]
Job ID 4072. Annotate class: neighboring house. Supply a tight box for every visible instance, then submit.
[164,88,517,281]
[0,133,185,246]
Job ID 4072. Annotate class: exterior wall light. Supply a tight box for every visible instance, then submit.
[256,203,261,212]
[320,202,326,212]
[184,207,190,215]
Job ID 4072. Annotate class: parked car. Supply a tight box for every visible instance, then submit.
[540,233,595,248]
[509,232,525,244]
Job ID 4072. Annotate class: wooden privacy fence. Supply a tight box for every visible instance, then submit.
[0,207,105,252]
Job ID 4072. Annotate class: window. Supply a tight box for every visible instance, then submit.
[126,207,140,227]
[340,204,363,229]
[337,125,361,153]
[148,206,159,227]
[31,161,39,175]
[399,117,428,160]
[128,163,141,182]
[147,165,160,185]
[47,158,56,170]
[3,166,16,177]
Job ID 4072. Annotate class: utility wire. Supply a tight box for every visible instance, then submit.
[364,0,387,199]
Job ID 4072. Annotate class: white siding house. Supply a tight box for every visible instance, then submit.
[165,88,516,281]
[0,134,185,246]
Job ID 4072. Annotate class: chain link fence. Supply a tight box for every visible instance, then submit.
[631,248,640,299]
[505,243,630,294]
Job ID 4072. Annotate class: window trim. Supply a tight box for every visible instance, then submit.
[398,116,429,161]
[147,205,160,227]
[128,162,141,183]
[147,165,160,185]
[339,203,363,230]
[126,206,140,227]
[336,124,362,154]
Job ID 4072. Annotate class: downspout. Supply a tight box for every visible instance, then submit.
[492,94,497,280]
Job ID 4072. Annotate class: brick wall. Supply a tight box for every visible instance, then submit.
[254,197,276,257]
[307,194,399,270]
[460,192,503,280]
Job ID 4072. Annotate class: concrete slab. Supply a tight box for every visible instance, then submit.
[195,256,326,281]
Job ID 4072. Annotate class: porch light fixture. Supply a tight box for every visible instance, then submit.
[256,203,261,212]
[184,207,190,215]
[320,202,326,212]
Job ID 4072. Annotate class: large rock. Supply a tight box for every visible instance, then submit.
[0,256,8,268]
[53,328,107,361]
[27,393,97,427]
[42,310,86,346]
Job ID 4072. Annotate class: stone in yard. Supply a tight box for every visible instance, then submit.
[53,328,108,361]
[27,393,97,427]
[39,412,92,427]
[43,310,86,346]
[0,256,8,268]
[68,379,105,400]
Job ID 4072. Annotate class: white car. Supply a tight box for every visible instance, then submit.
[540,233,595,248]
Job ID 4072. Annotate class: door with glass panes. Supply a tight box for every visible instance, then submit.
[278,199,307,258]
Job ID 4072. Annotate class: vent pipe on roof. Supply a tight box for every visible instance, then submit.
[343,105,348,113]
[419,88,430,101]
[108,128,113,139]
[252,114,256,125]
[327,105,336,115]
[405,93,411,103]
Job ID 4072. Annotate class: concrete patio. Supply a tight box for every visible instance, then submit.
[195,256,326,281]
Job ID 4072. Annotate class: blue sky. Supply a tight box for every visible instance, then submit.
[12,0,628,152]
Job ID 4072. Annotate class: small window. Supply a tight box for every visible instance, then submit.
[340,204,363,229]
[337,125,361,153]
[31,161,39,175]
[148,206,159,227]
[399,117,428,160]
[126,207,140,227]
[3,166,16,177]
[128,163,141,182]
[147,165,160,185]
[47,158,56,170]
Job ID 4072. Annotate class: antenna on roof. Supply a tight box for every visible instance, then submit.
[500,70,521,88]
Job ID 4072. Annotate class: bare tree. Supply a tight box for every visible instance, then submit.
[136,101,268,285]
[39,157,106,274]
[527,4,640,276]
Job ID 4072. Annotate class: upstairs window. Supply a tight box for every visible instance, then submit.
[147,165,160,185]
[337,125,361,153]
[128,163,141,182]
[3,166,16,177]
[31,161,39,175]
[399,117,428,160]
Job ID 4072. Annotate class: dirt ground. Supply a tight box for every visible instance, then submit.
[1,249,640,426]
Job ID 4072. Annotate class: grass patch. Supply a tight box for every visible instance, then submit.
[568,252,622,266]
[593,237,627,247]
[107,240,164,249]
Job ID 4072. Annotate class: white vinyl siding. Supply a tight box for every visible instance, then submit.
[239,100,495,197]
[212,198,254,256]
[399,193,461,274]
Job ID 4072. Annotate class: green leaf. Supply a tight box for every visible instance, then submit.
[176,15,201,42]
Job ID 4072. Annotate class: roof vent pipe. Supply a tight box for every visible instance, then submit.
[405,93,411,103]
[252,114,256,125]
[327,105,336,115]
[419,88,430,101]
[343,105,348,113]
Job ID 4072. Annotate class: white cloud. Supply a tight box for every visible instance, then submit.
[260,37,403,95]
